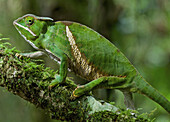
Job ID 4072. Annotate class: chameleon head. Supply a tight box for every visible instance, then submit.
[13,14,53,49]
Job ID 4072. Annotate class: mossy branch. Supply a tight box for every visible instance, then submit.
[0,42,152,121]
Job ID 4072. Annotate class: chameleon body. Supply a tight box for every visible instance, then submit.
[13,14,170,113]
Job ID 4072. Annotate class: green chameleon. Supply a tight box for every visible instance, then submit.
[13,14,170,113]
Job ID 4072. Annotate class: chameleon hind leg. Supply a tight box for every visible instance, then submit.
[73,76,135,109]
[73,76,126,97]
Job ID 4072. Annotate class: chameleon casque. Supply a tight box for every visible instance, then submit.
[13,14,170,113]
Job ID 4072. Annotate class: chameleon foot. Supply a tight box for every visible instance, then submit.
[72,85,86,98]
[48,75,63,90]
[48,79,60,90]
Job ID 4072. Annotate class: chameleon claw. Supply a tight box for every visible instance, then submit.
[48,82,60,91]
[71,87,80,100]
[72,87,79,98]
[72,85,85,98]
[15,53,23,59]
[48,77,61,91]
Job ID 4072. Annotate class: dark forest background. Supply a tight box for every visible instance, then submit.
[0,0,170,121]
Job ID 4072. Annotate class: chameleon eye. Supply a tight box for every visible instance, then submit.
[25,17,34,26]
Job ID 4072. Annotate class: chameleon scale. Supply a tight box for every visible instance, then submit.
[13,14,170,113]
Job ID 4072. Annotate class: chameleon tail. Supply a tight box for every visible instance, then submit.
[133,75,170,113]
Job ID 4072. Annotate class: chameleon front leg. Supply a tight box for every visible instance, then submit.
[17,51,46,58]
[48,54,68,89]
[73,76,126,97]
[17,49,68,89]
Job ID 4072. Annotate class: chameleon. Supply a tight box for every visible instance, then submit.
[13,14,170,113]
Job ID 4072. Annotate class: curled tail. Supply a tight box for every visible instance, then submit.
[133,75,170,113]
